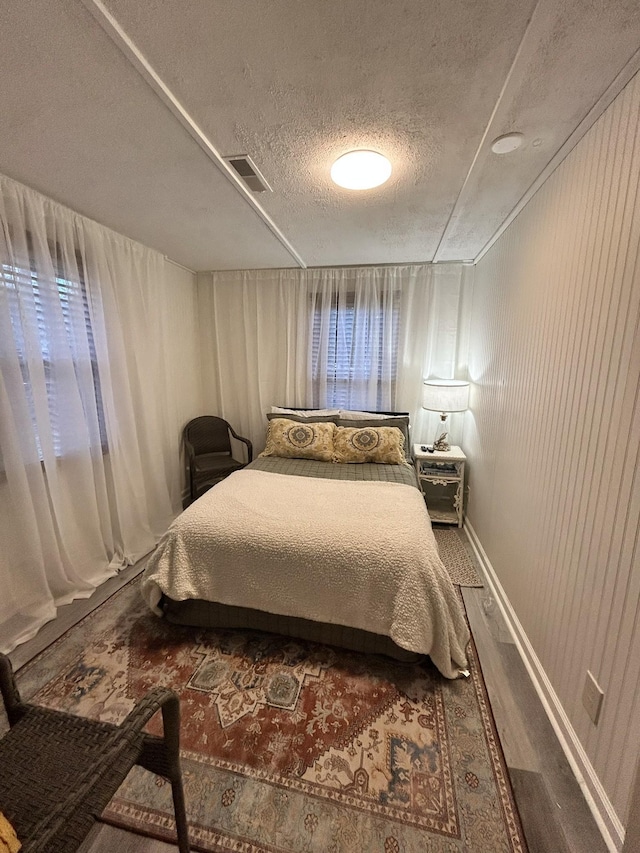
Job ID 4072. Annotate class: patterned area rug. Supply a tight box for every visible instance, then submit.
[15,575,524,852]
[432,528,483,587]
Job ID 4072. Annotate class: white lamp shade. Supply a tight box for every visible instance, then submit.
[422,379,470,412]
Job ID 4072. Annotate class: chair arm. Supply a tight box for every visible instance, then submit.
[121,690,190,852]
[4,683,187,853]
[0,654,27,726]
[119,686,180,737]
[119,687,182,776]
[228,426,253,462]
[24,698,176,853]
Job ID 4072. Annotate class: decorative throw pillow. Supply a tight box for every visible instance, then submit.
[0,812,21,853]
[261,417,336,461]
[336,416,411,455]
[333,425,407,464]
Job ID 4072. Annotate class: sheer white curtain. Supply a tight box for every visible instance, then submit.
[197,264,466,450]
[0,175,179,653]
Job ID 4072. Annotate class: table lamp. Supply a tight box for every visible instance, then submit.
[422,379,470,452]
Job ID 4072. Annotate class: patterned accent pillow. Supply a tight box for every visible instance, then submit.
[333,425,407,464]
[335,416,411,456]
[261,418,336,461]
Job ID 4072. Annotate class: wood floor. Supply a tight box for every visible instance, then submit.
[10,530,609,853]
[460,585,608,852]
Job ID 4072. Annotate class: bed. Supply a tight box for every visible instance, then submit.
[141,410,470,679]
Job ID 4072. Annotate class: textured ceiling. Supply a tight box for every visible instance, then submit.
[0,0,639,270]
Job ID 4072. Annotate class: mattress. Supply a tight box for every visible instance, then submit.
[144,458,469,675]
[246,454,419,486]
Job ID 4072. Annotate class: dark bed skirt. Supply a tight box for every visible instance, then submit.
[161,597,421,663]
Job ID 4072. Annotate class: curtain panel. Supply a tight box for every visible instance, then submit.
[197,264,467,452]
[0,175,180,653]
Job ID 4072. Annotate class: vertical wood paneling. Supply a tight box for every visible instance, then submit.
[466,71,640,828]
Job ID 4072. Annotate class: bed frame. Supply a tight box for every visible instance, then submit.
[162,597,421,661]
[163,410,421,662]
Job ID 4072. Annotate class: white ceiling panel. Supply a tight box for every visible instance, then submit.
[0,0,296,270]
[1,0,639,270]
[435,0,640,260]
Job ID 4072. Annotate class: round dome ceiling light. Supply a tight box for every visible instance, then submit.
[330,150,392,190]
[491,132,524,154]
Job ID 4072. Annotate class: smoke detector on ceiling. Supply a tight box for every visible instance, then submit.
[224,155,272,192]
[490,133,524,154]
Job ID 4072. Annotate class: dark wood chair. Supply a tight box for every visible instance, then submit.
[0,653,190,852]
[183,415,253,502]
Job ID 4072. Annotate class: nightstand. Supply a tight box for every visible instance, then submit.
[413,444,466,527]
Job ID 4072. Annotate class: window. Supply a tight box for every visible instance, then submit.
[1,234,107,458]
[310,290,400,409]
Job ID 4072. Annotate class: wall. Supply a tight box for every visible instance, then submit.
[464,71,640,846]
[623,755,640,853]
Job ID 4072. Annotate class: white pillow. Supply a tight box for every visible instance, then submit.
[339,409,390,420]
[271,406,340,418]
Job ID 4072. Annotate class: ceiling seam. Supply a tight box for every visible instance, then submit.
[431,0,543,263]
[304,260,473,270]
[473,47,640,265]
[77,0,307,269]
[165,256,197,275]
[201,259,475,275]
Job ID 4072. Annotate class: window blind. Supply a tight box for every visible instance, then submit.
[310,290,400,409]
[1,240,107,458]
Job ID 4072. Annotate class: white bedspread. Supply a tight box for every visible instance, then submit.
[141,469,470,679]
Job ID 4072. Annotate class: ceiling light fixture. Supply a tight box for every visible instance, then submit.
[330,150,392,190]
[490,132,524,154]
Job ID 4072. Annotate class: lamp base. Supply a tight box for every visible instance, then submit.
[433,412,451,451]
[432,433,451,452]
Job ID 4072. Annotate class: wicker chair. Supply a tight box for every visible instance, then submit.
[184,415,253,502]
[0,653,190,853]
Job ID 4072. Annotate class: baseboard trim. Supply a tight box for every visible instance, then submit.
[463,520,624,852]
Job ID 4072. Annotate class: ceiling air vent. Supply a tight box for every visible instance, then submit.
[224,155,272,193]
